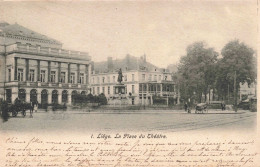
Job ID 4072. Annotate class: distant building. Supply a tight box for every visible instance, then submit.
[91,54,178,105]
[0,22,92,105]
[239,82,256,101]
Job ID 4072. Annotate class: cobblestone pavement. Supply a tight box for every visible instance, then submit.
[0,109,256,133]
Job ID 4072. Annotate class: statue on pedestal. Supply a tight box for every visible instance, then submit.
[117,68,123,84]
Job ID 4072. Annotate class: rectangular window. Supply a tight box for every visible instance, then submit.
[132,74,135,81]
[60,72,66,83]
[124,75,127,81]
[8,69,11,82]
[97,87,100,94]
[102,87,105,94]
[148,74,152,81]
[102,77,105,83]
[51,71,56,83]
[40,70,46,82]
[79,73,84,84]
[107,76,110,83]
[154,75,157,81]
[92,77,94,84]
[108,86,110,95]
[70,73,75,84]
[159,75,161,81]
[142,74,145,81]
[132,85,135,93]
[17,68,24,81]
[113,76,115,83]
[29,69,35,82]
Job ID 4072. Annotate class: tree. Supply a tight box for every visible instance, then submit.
[177,41,218,103]
[216,40,256,108]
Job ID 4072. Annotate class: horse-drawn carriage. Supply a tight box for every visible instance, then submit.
[195,103,208,114]
[9,102,32,117]
[8,99,32,117]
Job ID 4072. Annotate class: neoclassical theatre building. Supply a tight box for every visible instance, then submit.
[0,22,91,105]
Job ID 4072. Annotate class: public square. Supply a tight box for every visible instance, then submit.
[0,109,257,133]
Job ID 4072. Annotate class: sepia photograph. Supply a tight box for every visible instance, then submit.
[0,1,259,166]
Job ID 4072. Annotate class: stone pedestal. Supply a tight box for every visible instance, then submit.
[114,84,126,95]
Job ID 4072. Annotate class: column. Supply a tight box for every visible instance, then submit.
[48,92,52,104]
[58,62,61,83]
[37,92,41,104]
[77,64,80,84]
[26,91,30,103]
[88,64,91,84]
[14,57,18,80]
[11,87,18,103]
[58,93,62,104]
[48,61,51,82]
[68,63,71,83]
[25,59,29,81]
[160,84,163,96]
[85,64,88,84]
[67,93,72,105]
[37,60,40,81]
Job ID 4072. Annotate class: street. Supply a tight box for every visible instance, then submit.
[0,109,256,133]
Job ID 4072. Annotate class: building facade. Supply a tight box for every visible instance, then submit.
[239,82,257,101]
[0,22,91,105]
[91,55,178,105]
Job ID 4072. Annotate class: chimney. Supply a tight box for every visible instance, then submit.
[107,57,113,72]
[143,54,146,63]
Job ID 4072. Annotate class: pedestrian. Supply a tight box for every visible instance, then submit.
[30,101,34,117]
[221,101,225,111]
[184,102,188,111]
[34,101,38,112]
[1,101,9,122]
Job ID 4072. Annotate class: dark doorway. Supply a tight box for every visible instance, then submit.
[18,89,26,102]
[6,89,12,103]
[62,90,68,103]
[41,89,48,105]
[30,89,37,103]
[52,90,58,104]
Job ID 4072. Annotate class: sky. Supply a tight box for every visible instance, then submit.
[0,1,257,68]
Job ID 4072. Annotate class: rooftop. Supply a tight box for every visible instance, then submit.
[0,22,62,45]
[94,54,169,74]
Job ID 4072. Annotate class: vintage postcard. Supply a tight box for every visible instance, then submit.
[0,1,259,166]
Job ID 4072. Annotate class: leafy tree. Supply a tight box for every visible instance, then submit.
[98,93,108,105]
[178,41,218,103]
[216,40,256,102]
